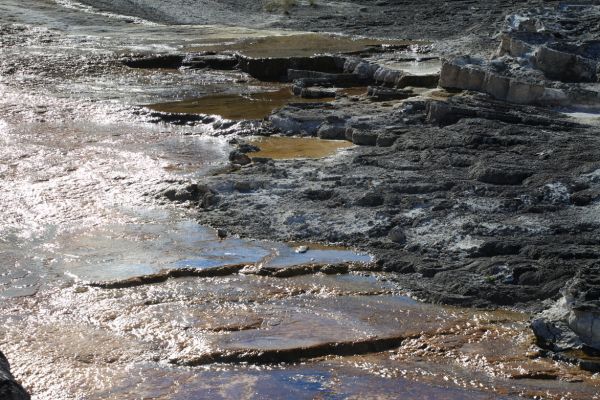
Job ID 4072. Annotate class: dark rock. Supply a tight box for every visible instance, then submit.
[355,191,384,207]
[251,157,273,164]
[532,264,600,363]
[123,54,184,69]
[238,143,261,154]
[269,104,329,135]
[351,130,379,146]
[376,133,398,147]
[367,86,413,101]
[303,189,334,201]
[471,240,522,257]
[535,45,598,83]
[438,57,568,106]
[140,110,216,126]
[0,351,30,400]
[469,162,532,185]
[287,70,363,86]
[344,58,379,81]
[396,73,439,88]
[317,122,347,140]
[571,189,599,207]
[182,54,238,70]
[562,266,600,349]
[320,264,350,275]
[233,180,260,192]
[425,96,574,127]
[388,226,407,244]
[439,5,600,106]
[237,55,343,81]
[517,269,543,286]
[229,151,252,166]
[162,183,202,203]
[291,78,334,94]
[299,87,336,99]
[200,192,219,209]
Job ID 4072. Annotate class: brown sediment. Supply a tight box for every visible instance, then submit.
[338,86,369,97]
[90,262,378,289]
[342,309,600,400]
[4,272,600,399]
[264,262,378,278]
[89,264,247,289]
[545,349,600,373]
[248,136,353,159]
[204,319,264,333]
[177,335,409,366]
[146,87,333,120]
[190,33,418,58]
[415,87,461,101]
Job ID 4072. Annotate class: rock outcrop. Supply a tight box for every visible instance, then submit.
[181,53,238,70]
[121,2,600,370]
[198,87,600,314]
[344,57,440,89]
[238,55,345,81]
[533,265,600,371]
[0,352,30,400]
[438,5,600,106]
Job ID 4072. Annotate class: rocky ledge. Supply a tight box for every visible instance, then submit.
[439,5,600,106]
[532,265,600,371]
[148,4,600,369]
[0,351,30,400]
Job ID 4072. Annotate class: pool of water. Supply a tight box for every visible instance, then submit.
[190,33,416,58]
[249,136,353,159]
[147,87,334,120]
[55,219,371,283]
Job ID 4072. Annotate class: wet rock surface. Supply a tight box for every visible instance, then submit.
[198,98,600,312]
[2,273,600,399]
[3,0,600,398]
[174,2,600,368]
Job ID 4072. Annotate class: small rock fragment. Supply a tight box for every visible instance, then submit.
[295,245,309,254]
[229,150,252,166]
[389,226,407,244]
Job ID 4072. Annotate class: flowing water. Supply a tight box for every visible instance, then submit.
[1,1,600,399]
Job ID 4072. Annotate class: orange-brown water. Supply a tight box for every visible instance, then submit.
[191,33,418,58]
[249,136,353,159]
[147,87,334,120]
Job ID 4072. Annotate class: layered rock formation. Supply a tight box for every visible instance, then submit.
[532,265,600,371]
[116,1,600,371]
[439,5,600,107]
[177,4,600,368]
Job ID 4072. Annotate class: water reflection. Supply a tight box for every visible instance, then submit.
[54,220,370,283]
